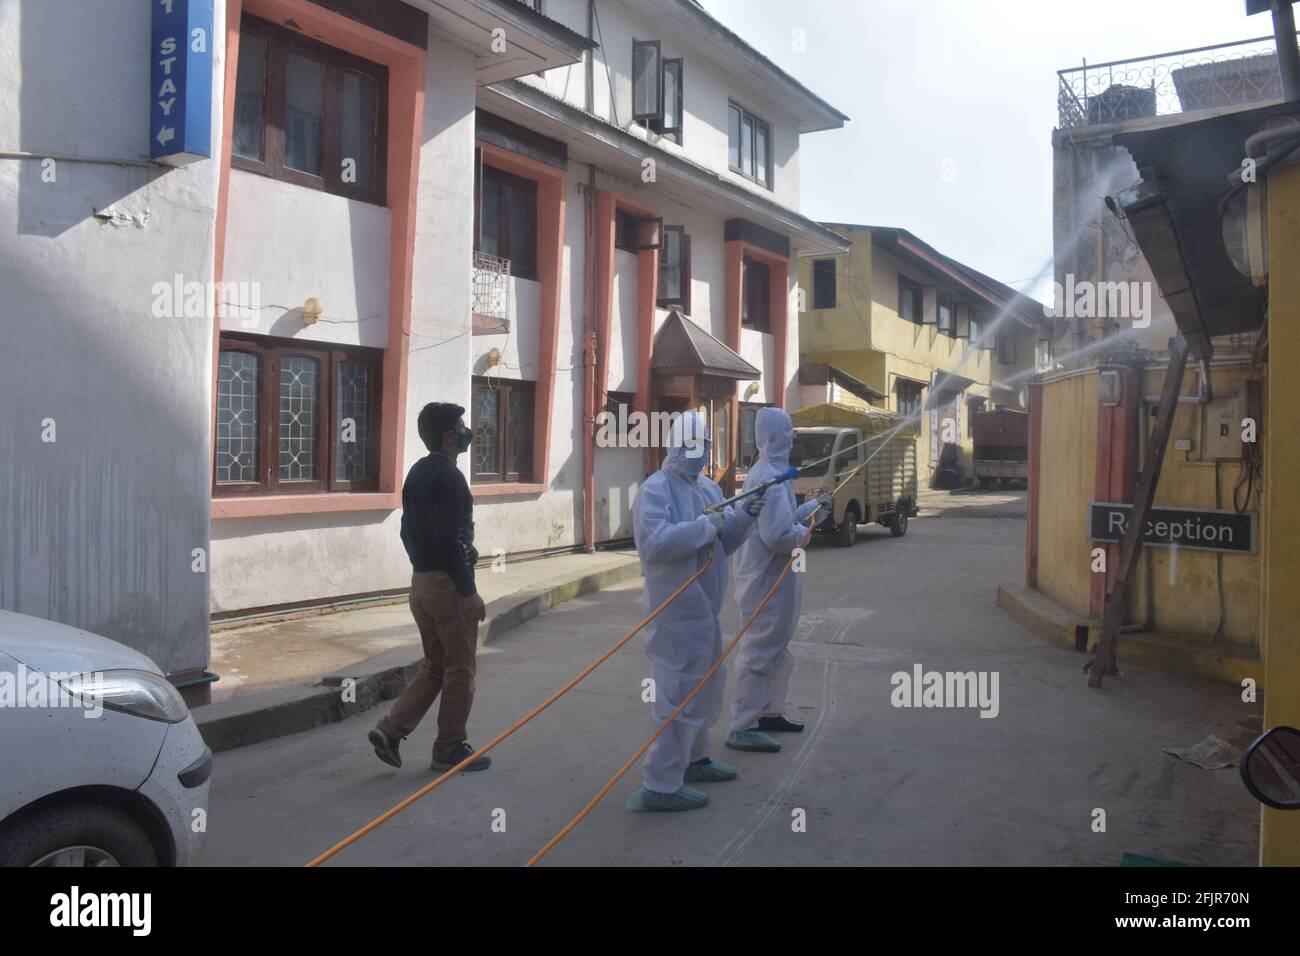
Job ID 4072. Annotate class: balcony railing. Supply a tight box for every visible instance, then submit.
[472,251,511,321]
[1057,32,1297,129]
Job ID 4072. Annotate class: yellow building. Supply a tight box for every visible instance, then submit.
[1016,84,1299,865]
[797,225,1050,484]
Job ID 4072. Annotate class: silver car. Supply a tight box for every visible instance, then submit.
[0,610,210,866]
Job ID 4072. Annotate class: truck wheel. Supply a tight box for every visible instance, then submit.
[979,477,995,490]
[0,803,159,867]
[889,511,909,537]
[836,505,860,547]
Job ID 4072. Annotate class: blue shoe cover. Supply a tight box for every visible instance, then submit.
[627,785,708,812]
[684,758,738,783]
[725,729,782,752]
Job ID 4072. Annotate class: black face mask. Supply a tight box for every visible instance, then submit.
[452,428,472,453]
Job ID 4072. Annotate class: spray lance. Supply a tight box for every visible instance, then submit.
[702,466,800,513]
[701,429,896,514]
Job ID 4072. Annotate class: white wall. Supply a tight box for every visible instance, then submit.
[221,170,391,346]
[0,0,224,673]
[210,33,480,613]
[522,0,804,210]
[467,169,583,555]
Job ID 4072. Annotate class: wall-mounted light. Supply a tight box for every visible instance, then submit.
[303,297,324,326]
[484,347,502,368]
[744,381,760,401]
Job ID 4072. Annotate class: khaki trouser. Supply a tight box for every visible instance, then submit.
[378,572,478,762]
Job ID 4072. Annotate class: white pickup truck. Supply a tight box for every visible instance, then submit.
[790,403,920,547]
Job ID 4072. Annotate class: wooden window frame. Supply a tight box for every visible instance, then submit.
[955,301,971,340]
[937,293,955,337]
[727,100,773,190]
[214,333,383,497]
[741,255,771,333]
[231,14,388,206]
[997,329,1019,365]
[631,39,663,123]
[898,278,923,324]
[660,225,691,312]
[896,380,924,420]
[475,162,539,281]
[644,57,683,145]
[471,377,535,484]
[812,258,837,310]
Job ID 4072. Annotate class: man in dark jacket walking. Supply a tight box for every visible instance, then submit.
[369,402,491,772]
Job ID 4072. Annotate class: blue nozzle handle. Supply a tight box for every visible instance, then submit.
[773,466,799,483]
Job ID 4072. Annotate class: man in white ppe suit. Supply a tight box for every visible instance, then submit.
[627,409,766,812]
[726,407,831,753]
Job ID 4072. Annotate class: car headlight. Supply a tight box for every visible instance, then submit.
[60,669,190,723]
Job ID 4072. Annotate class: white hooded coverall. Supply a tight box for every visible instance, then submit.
[633,411,756,794]
[730,407,821,734]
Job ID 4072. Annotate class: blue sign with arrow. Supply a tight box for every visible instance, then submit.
[150,0,214,165]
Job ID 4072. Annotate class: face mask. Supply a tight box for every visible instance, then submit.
[452,427,472,453]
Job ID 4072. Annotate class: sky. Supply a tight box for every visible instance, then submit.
[697,0,1271,303]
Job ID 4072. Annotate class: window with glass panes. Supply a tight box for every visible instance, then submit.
[471,378,534,483]
[475,161,538,281]
[727,102,772,188]
[657,226,691,312]
[231,15,387,205]
[215,335,381,494]
[896,380,924,420]
[742,256,771,332]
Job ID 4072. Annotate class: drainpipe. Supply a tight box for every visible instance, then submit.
[1269,0,1300,100]
[582,164,598,553]
[585,0,595,114]
[1141,356,1212,404]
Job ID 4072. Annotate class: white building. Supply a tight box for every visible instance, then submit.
[0,0,845,696]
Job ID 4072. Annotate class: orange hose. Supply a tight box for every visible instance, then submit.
[524,519,814,867]
[305,551,715,867]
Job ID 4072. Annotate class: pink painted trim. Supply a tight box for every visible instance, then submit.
[213,0,426,520]
[769,259,790,408]
[477,142,565,490]
[725,240,790,405]
[214,492,401,519]
[471,483,548,497]
[724,240,743,352]
[211,0,244,479]
[594,190,617,417]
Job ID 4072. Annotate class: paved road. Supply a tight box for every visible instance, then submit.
[204,492,1262,866]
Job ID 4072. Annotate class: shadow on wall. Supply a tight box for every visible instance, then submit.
[0,0,213,674]
[16,0,161,238]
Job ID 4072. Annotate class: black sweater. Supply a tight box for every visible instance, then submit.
[400,453,478,596]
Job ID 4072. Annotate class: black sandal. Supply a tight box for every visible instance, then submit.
[757,715,805,733]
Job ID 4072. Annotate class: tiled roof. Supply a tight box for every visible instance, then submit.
[651,310,760,379]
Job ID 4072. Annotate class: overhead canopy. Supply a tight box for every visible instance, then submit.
[798,362,887,403]
[651,310,760,379]
[1113,101,1294,354]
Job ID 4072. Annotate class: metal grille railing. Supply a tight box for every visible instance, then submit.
[1058,33,1296,129]
[472,251,511,321]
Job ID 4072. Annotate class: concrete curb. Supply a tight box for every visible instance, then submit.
[996,582,1260,687]
[196,558,642,753]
